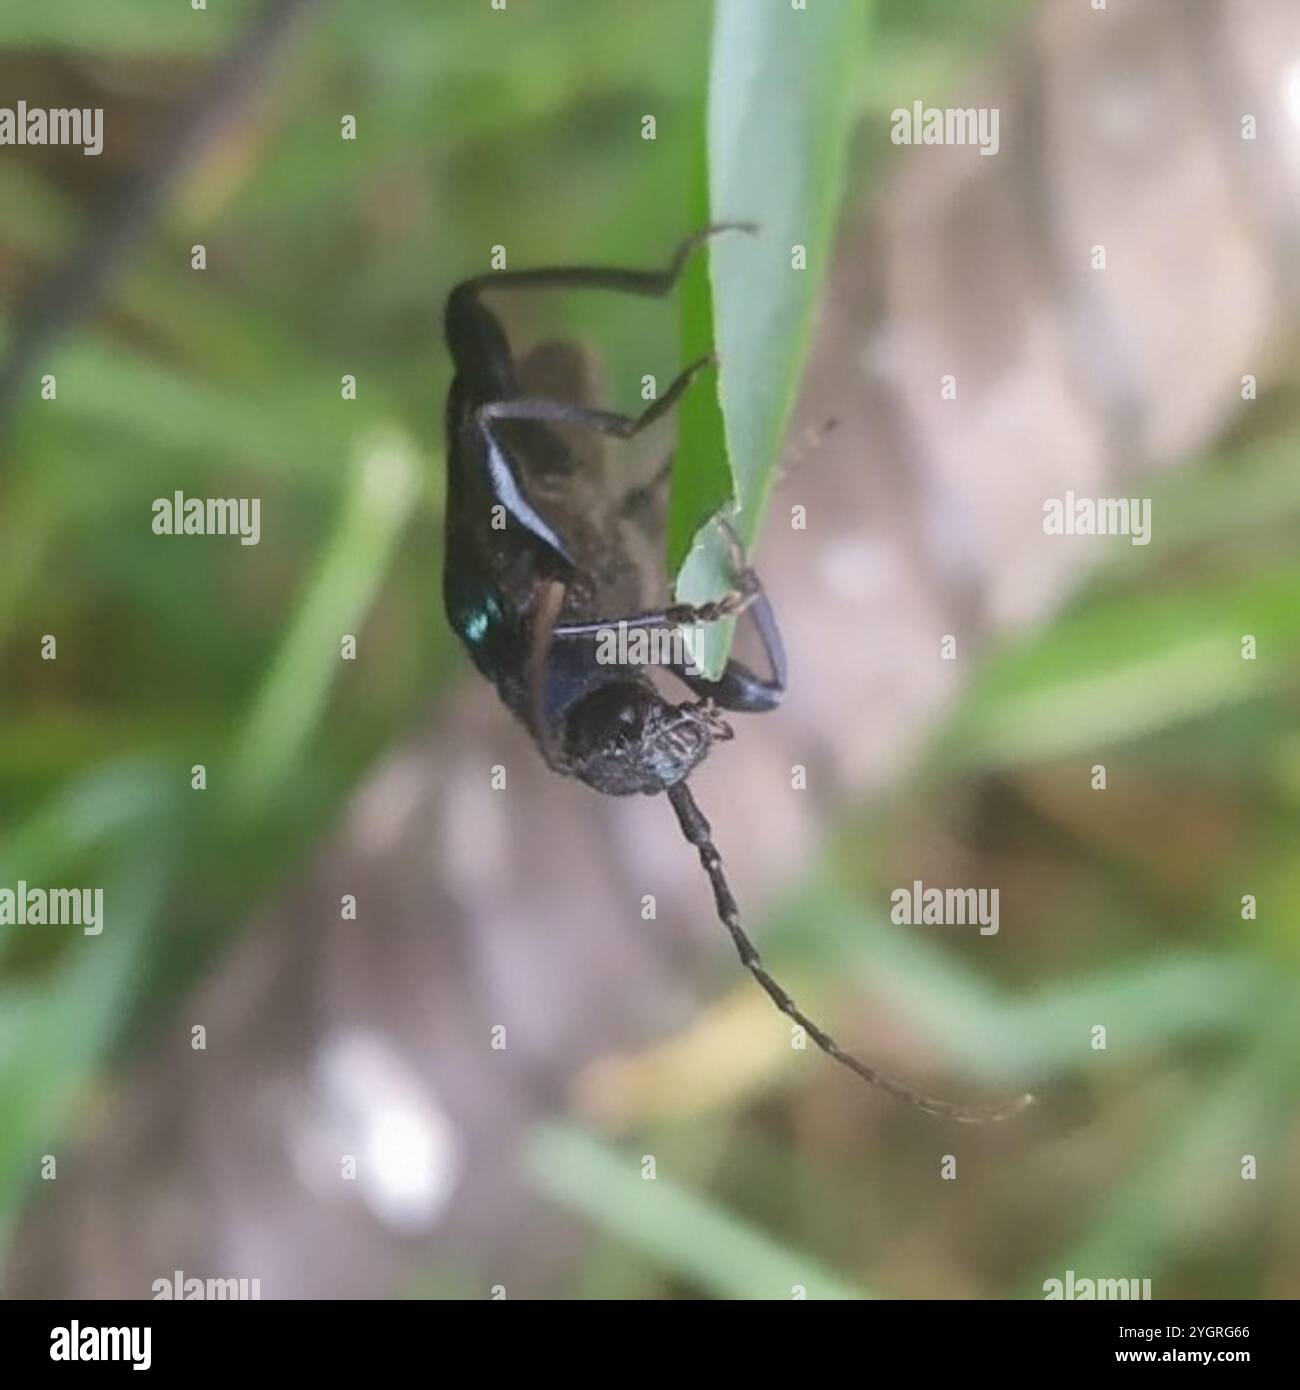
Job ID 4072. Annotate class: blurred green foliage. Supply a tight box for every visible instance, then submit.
[0,0,723,1264]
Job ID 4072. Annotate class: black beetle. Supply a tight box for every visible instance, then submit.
[442,228,1030,1122]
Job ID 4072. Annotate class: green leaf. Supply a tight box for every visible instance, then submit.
[668,142,732,579]
[0,760,183,1248]
[1023,1006,1300,1293]
[227,428,421,814]
[670,0,865,678]
[766,873,1264,1083]
[933,567,1300,770]
[524,1122,870,1299]
[0,0,249,54]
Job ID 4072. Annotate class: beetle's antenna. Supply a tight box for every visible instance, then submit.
[667,780,1033,1123]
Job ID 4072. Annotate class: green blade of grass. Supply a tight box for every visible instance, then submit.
[765,875,1265,1085]
[0,760,184,1250]
[933,566,1300,770]
[525,1121,870,1300]
[671,0,865,678]
[227,428,420,814]
[1022,1005,1300,1294]
[0,0,248,55]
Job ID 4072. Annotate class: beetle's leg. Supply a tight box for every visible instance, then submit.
[673,526,786,710]
[550,517,766,637]
[477,352,712,444]
[446,225,751,438]
[670,590,787,713]
[550,514,785,711]
[549,571,760,640]
[449,223,753,316]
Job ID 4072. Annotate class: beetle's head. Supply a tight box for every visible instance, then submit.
[564,682,731,796]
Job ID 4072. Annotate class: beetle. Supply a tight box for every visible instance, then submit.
[442,227,1030,1122]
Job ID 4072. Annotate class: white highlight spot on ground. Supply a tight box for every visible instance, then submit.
[292,1026,461,1234]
